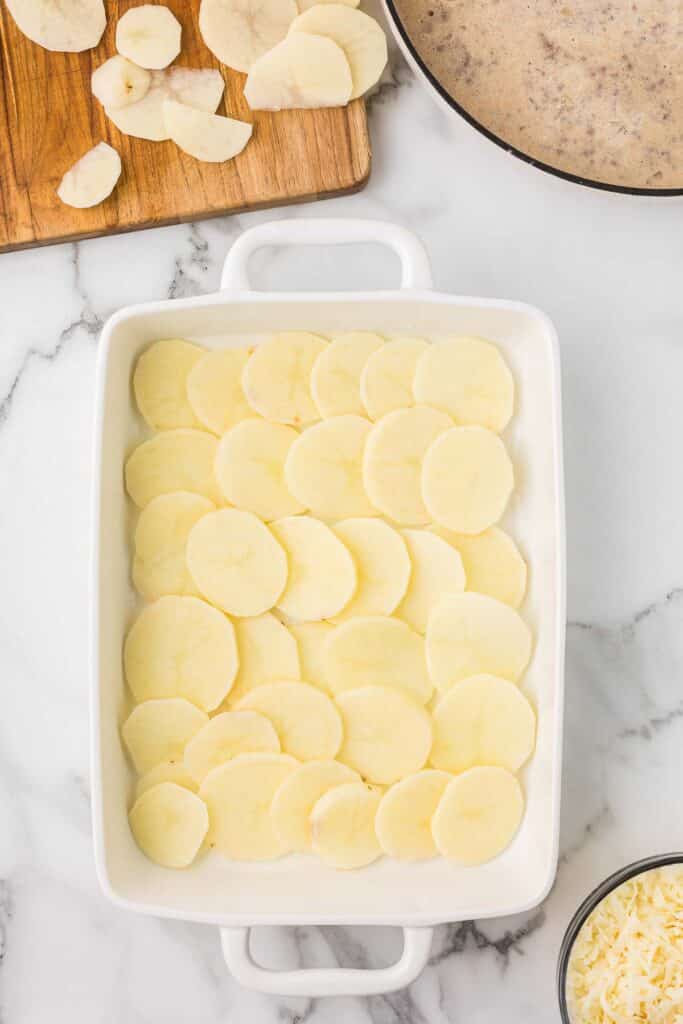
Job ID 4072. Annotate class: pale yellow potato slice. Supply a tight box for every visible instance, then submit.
[236,681,342,761]
[432,767,524,865]
[228,612,301,704]
[271,759,359,851]
[132,491,215,600]
[289,4,388,99]
[422,426,514,534]
[288,621,334,694]
[242,332,327,425]
[135,761,199,799]
[331,518,410,621]
[186,347,253,435]
[433,526,527,608]
[426,593,532,692]
[215,419,305,520]
[5,0,106,52]
[396,529,466,634]
[125,429,221,508]
[124,595,238,711]
[244,32,352,110]
[184,710,280,782]
[199,0,298,73]
[311,332,384,417]
[129,782,209,868]
[122,698,208,773]
[413,336,514,432]
[310,782,382,869]
[336,686,432,784]
[324,616,432,703]
[200,752,298,860]
[271,516,357,621]
[375,770,451,861]
[360,336,428,420]
[363,406,452,525]
[186,508,287,617]
[116,5,181,69]
[285,415,376,517]
[430,674,535,773]
[133,339,204,430]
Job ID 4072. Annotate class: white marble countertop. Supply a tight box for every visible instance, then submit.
[2,18,683,1023]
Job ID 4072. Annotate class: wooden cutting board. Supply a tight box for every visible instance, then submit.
[0,1,371,253]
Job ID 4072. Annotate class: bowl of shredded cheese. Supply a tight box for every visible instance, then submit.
[558,853,683,1023]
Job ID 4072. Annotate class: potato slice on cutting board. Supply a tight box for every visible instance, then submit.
[186,508,288,617]
[5,0,106,52]
[426,593,532,692]
[125,429,221,507]
[200,752,298,860]
[199,0,298,73]
[270,516,357,621]
[215,420,305,520]
[433,526,527,608]
[289,4,387,99]
[375,770,451,861]
[107,68,225,142]
[183,710,280,782]
[361,337,428,420]
[245,33,352,111]
[324,616,432,704]
[135,761,199,799]
[122,698,208,773]
[285,415,375,517]
[116,4,181,69]
[133,338,204,430]
[242,332,327,425]
[229,612,301,704]
[163,101,253,162]
[132,491,215,601]
[336,686,432,785]
[331,518,410,621]
[396,529,466,634]
[92,56,151,109]
[236,681,343,761]
[311,332,384,417]
[57,143,121,209]
[432,767,524,865]
[129,782,209,868]
[287,621,334,695]
[124,595,238,711]
[187,347,253,435]
[271,759,359,851]
[311,782,382,869]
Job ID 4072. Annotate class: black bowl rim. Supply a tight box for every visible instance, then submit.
[383,0,683,197]
[556,852,683,1022]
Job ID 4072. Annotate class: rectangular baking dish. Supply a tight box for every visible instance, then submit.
[91,218,566,997]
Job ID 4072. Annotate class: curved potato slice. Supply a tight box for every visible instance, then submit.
[229,613,301,704]
[331,518,410,621]
[432,767,524,865]
[129,782,208,868]
[433,526,527,608]
[396,529,466,634]
[5,0,106,52]
[289,4,387,99]
[199,0,297,72]
[236,681,343,761]
[132,491,215,601]
[360,336,428,420]
[285,415,376,518]
[122,698,208,773]
[375,770,451,861]
[311,782,382,869]
[135,761,199,799]
[242,332,327,425]
[336,686,432,784]
[324,616,432,703]
[271,516,357,621]
[215,419,305,521]
[133,339,204,430]
[183,710,280,782]
[245,33,352,111]
[187,347,253,435]
[125,429,221,508]
[271,759,359,851]
[311,332,384,417]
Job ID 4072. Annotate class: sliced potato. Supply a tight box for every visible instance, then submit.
[122,698,208,773]
[199,0,298,73]
[324,616,432,703]
[396,529,466,634]
[215,419,305,521]
[375,770,451,861]
[310,782,382,869]
[133,338,203,431]
[163,101,252,162]
[288,621,334,694]
[311,332,384,417]
[92,56,151,110]
[129,782,209,868]
[242,332,327,425]
[135,761,199,799]
[236,681,343,761]
[57,142,121,209]
[132,491,215,601]
[432,767,524,865]
[331,518,410,621]
[433,526,527,608]
[229,612,301,704]
[289,4,387,99]
[183,710,280,782]
[336,686,432,785]
[285,415,375,518]
[186,347,253,435]
[271,516,357,621]
[5,0,106,52]
[107,67,225,142]
[360,336,428,420]
[125,429,221,508]
[116,5,181,70]
[244,33,352,111]
[271,759,359,851]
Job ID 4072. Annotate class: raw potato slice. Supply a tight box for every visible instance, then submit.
[363,406,452,525]
[311,332,384,417]
[116,5,181,69]
[124,595,238,710]
[92,56,151,109]
[187,347,252,435]
[271,759,359,851]
[396,529,466,634]
[200,752,298,860]
[430,675,536,773]
[288,622,334,694]
[310,782,382,869]
[129,782,209,868]
[5,0,106,52]
[336,686,433,784]
[215,420,305,521]
[186,508,287,617]
[325,617,432,703]
[289,4,388,99]
[122,698,208,773]
[298,0,359,8]
[271,516,357,621]
[166,66,226,112]
[107,67,224,142]
[133,338,204,430]
[229,613,301,704]
[432,767,524,865]
[236,682,343,761]
[422,426,514,534]
[285,415,375,518]
[199,0,297,73]
[245,33,352,111]
[426,593,532,692]
[361,337,428,420]
[132,491,215,601]
[331,518,410,621]
[375,770,451,861]
[242,332,327,425]
[183,710,280,782]
[434,526,527,608]
[163,101,252,162]
[413,337,514,432]
[57,143,121,209]
[125,429,221,507]
[135,761,199,799]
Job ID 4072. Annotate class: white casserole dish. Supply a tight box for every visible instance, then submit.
[91,218,566,998]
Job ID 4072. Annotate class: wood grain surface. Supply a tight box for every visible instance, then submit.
[0,0,371,253]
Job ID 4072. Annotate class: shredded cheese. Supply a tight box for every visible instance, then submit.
[567,864,683,1024]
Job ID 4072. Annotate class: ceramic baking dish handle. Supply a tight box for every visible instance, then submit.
[220,925,433,997]
[220,218,434,292]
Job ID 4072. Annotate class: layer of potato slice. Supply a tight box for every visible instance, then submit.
[122,698,208,774]
[236,681,343,761]
[129,782,209,868]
